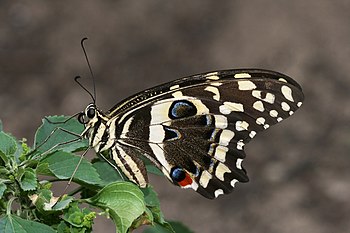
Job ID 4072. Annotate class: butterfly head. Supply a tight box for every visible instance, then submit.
[78,103,97,124]
[78,103,109,145]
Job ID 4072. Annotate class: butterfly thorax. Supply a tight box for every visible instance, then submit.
[79,103,114,152]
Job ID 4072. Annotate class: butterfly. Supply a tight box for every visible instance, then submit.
[76,68,304,199]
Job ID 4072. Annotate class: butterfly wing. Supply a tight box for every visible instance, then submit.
[108,69,304,199]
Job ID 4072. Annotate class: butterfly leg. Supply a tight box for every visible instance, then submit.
[27,126,82,161]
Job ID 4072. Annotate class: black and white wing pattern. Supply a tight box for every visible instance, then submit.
[82,69,304,199]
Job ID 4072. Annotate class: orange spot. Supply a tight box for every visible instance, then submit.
[178,173,193,187]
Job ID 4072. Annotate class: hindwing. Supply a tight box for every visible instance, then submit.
[103,69,304,199]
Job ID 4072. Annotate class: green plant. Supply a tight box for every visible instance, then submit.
[0,117,192,233]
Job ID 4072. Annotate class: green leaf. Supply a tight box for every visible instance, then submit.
[39,151,101,185]
[52,196,73,211]
[0,151,8,166]
[0,214,55,233]
[56,221,69,233]
[0,119,3,132]
[144,221,193,233]
[141,186,172,231]
[86,182,146,233]
[144,208,154,223]
[0,131,18,157]
[169,221,193,233]
[30,189,54,213]
[18,168,38,191]
[36,162,54,177]
[19,140,31,162]
[31,189,73,213]
[34,116,87,154]
[0,182,6,198]
[62,202,95,230]
[142,186,160,208]
[92,160,124,186]
[146,165,164,176]
[51,196,73,211]
[142,157,163,176]
[0,131,19,166]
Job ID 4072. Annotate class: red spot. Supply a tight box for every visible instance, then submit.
[178,172,193,187]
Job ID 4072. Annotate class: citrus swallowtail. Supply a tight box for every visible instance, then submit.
[77,69,304,199]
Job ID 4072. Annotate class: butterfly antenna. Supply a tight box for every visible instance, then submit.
[75,76,95,103]
[80,37,96,103]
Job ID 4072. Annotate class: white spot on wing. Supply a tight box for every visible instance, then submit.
[256,117,266,125]
[192,99,211,114]
[281,85,294,102]
[269,110,278,118]
[219,129,235,146]
[204,86,220,101]
[297,102,303,107]
[237,140,245,150]
[150,103,171,125]
[219,102,244,114]
[281,102,290,111]
[231,179,238,187]
[279,78,288,83]
[265,93,275,104]
[188,181,199,191]
[249,130,256,138]
[252,90,262,99]
[215,163,231,181]
[206,71,219,76]
[235,121,249,131]
[199,171,212,188]
[149,125,165,143]
[170,84,180,90]
[214,145,228,162]
[214,115,228,129]
[234,73,251,78]
[206,72,220,80]
[172,91,183,98]
[211,82,223,86]
[214,189,224,198]
[236,158,243,170]
[253,101,265,112]
[238,80,257,90]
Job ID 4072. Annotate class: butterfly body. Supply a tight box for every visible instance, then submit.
[78,69,304,199]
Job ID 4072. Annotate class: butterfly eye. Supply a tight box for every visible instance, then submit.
[170,167,186,182]
[87,107,96,119]
[78,112,86,124]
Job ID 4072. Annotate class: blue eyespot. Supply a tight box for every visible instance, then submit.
[170,167,186,182]
[169,100,197,119]
[163,127,180,141]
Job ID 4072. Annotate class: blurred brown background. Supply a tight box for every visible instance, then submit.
[1,1,349,232]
